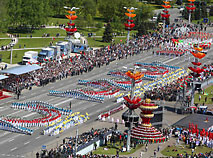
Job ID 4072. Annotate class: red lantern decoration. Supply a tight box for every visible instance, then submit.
[161,14,170,18]
[188,3,194,6]
[126,19,134,22]
[186,6,196,11]
[163,10,169,14]
[188,67,204,74]
[191,62,202,66]
[67,23,75,26]
[65,28,77,32]
[124,23,135,28]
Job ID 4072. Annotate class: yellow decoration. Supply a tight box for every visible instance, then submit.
[127,9,135,12]
[67,11,76,14]
[194,47,203,52]
[163,1,170,4]
[125,13,136,18]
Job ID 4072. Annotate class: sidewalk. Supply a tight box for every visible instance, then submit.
[128,137,177,158]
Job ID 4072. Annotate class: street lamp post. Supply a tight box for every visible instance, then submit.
[10,43,14,64]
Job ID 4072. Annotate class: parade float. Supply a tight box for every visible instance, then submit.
[131,98,166,143]
[0,101,89,136]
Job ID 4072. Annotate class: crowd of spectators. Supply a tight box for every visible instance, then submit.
[38,127,115,158]
[2,29,174,93]
[144,64,213,103]
[1,23,212,95]
[144,81,180,101]
[172,127,213,158]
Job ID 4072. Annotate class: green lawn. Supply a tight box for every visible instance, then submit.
[192,16,213,25]
[78,28,105,37]
[47,17,68,26]
[8,28,67,38]
[161,144,212,157]
[0,49,41,64]
[14,38,65,49]
[93,142,143,156]
[0,39,11,47]
[0,32,8,38]
[87,37,128,47]
[194,85,213,105]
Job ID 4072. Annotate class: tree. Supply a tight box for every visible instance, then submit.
[134,4,154,36]
[98,0,136,22]
[0,0,8,32]
[7,0,51,29]
[86,14,93,28]
[176,0,182,5]
[82,0,96,17]
[102,22,112,42]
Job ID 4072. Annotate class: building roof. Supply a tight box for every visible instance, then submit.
[0,75,8,80]
[173,114,213,130]
[0,65,42,75]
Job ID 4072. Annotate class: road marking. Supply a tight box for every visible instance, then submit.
[164,57,178,64]
[35,136,40,139]
[7,110,22,116]
[24,141,30,145]
[23,112,37,118]
[54,98,73,107]
[8,139,14,142]
[0,134,22,145]
[0,107,9,112]
[10,147,17,151]
[0,131,10,138]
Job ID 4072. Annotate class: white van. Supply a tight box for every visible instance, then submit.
[22,51,38,65]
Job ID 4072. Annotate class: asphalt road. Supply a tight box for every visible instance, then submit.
[0,8,212,158]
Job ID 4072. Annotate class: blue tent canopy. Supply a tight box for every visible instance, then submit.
[0,65,42,75]
[0,75,8,80]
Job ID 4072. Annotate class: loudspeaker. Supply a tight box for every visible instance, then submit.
[125,122,130,127]
[195,83,201,91]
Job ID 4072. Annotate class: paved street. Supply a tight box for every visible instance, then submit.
[0,8,212,158]
[0,44,212,157]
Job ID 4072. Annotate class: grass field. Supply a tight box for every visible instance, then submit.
[192,16,213,25]
[0,33,8,38]
[13,38,65,49]
[161,144,212,157]
[0,49,41,64]
[194,85,213,105]
[87,37,128,47]
[93,142,143,155]
[8,28,67,38]
[0,39,11,47]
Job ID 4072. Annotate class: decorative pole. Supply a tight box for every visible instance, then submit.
[124,7,137,46]
[64,6,79,38]
[188,45,205,106]
[186,0,196,24]
[161,1,171,35]
[122,71,144,152]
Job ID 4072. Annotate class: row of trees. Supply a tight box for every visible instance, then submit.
[182,2,209,21]
[0,0,155,36]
